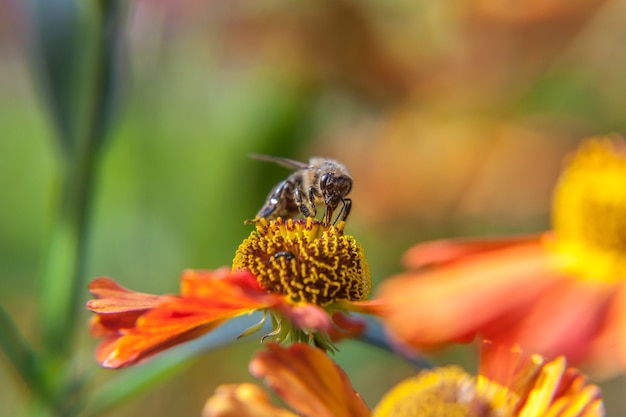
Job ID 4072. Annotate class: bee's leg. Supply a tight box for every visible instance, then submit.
[307,186,324,220]
[294,186,316,218]
[308,187,318,207]
[334,198,352,224]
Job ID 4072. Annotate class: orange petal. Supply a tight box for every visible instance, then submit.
[377,242,560,349]
[586,282,626,377]
[100,293,271,368]
[87,278,172,335]
[100,319,223,368]
[87,277,167,313]
[88,269,277,368]
[249,343,370,417]
[94,336,121,364]
[203,384,296,417]
[402,235,544,269]
[491,280,614,365]
[181,268,267,301]
[479,341,527,388]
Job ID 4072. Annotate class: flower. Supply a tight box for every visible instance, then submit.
[87,218,375,368]
[202,342,604,417]
[376,136,626,376]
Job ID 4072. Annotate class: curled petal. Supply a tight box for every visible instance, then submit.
[250,343,370,417]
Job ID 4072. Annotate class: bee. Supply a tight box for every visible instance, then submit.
[249,154,353,226]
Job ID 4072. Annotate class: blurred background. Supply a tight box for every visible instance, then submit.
[1,0,626,415]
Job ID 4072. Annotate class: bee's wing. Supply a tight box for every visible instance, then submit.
[249,154,311,170]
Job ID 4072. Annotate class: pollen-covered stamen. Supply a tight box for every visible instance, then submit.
[550,137,626,282]
[233,217,371,306]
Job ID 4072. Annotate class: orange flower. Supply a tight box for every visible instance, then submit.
[87,218,376,368]
[377,136,626,376]
[202,342,604,417]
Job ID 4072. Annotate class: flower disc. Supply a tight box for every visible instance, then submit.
[233,218,371,306]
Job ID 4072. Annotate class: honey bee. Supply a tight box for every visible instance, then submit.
[249,154,353,226]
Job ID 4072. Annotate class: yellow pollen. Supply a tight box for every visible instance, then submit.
[232,217,371,306]
[373,367,518,417]
[548,136,626,283]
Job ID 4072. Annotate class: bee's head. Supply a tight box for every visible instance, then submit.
[320,173,352,207]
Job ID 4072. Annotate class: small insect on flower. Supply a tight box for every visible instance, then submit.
[248,154,353,227]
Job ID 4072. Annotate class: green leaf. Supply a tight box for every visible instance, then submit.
[0,305,49,401]
[28,0,128,158]
[28,0,82,155]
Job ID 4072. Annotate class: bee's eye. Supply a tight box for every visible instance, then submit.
[320,173,332,190]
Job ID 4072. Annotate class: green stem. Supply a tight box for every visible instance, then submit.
[41,136,100,361]
[25,1,126,415]
[40,0,124,364]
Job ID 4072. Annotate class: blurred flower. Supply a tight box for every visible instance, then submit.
[87,218,376,368]
[377,136,626,377]
[320,114,571,224]
[219,0,417,102]
[203,342,604,417]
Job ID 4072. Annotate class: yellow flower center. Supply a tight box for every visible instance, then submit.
[373,357,604,417]
[232,217,371,306]
[549,137,626,283]
[373,367,517,417]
